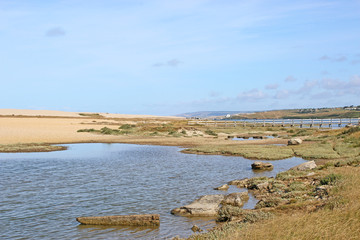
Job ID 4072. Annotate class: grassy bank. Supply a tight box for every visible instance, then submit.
[183,127,360,161]
[0,143,67,153]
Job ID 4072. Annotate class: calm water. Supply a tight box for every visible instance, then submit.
[0,144,305,239]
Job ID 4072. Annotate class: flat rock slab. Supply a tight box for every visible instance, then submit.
[291,160,317,171]
[76,214,160,226]
[171,194,225,217]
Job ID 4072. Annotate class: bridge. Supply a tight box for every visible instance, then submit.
[188,118,360,128]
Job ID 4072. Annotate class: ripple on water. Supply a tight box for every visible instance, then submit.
[0,143,306,239]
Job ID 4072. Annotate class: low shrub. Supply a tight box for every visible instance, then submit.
[100,127,119,135]
[205,129,218,136]
[320,173,342,185]
[119,124,135,130]
[77,128,96,132]
[342,126,360,135]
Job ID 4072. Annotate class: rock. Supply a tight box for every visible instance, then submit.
[76,214,160,226]
[288,138,303,145]
[291,161,317,171]
[256,182,270,191]
[191,225,203,232]
[171,194,225,217]
[214,184,229,191]
[251,161,274,171]
[221,192,249,207]
[228,178,249,188]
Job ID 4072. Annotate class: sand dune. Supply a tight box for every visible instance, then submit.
[0,109,180,119]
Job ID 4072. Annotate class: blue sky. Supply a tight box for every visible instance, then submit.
[1,0,359,115]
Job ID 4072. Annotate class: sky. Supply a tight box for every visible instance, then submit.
[1,0,359,115]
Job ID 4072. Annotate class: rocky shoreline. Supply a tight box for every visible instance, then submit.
[170,159,341,238]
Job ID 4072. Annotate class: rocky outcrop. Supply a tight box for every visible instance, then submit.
[288,138,303,145]
[291,161,317,171]
[76,214,160,226]
[221,192,249,207]
[251,161,274,171]
[171,194,225,217]
[214,184,229,190]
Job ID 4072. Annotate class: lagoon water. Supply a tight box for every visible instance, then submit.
[0,143,305,239]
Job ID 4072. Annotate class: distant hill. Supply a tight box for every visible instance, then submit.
[229,107,360,119]
[177,111,251,119]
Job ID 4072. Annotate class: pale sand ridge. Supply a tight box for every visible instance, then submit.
[0,109,181,119]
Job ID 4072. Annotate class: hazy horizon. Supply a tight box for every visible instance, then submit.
[1,0,359,115]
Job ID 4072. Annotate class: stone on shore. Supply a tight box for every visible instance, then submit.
[251,161,274,171]
[76,214,160,226]
[191,225,203,232]
[214,184,229,190]
[228,178,250,188]
[171,195,225,217]
[221,192,249,207]
[291,160,317,171]
[288,138,303,145]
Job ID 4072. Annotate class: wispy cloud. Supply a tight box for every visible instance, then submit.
[265,83,279,90]
[285,75,297,82]
[319,54,347,62]
[237,89,267,101]
[319,55,330,61]
[295,80,318,94]
[274,90,289,99]
[321,75,360,95]
[45,27,66,37]
[153,59,182,67]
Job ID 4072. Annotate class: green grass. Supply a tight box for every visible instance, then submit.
[185,144,294,160]
[292,143,340,159]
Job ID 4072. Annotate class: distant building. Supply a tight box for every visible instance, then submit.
[225,114,231,118]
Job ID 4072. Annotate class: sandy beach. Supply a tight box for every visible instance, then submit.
[0,109,183,145]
